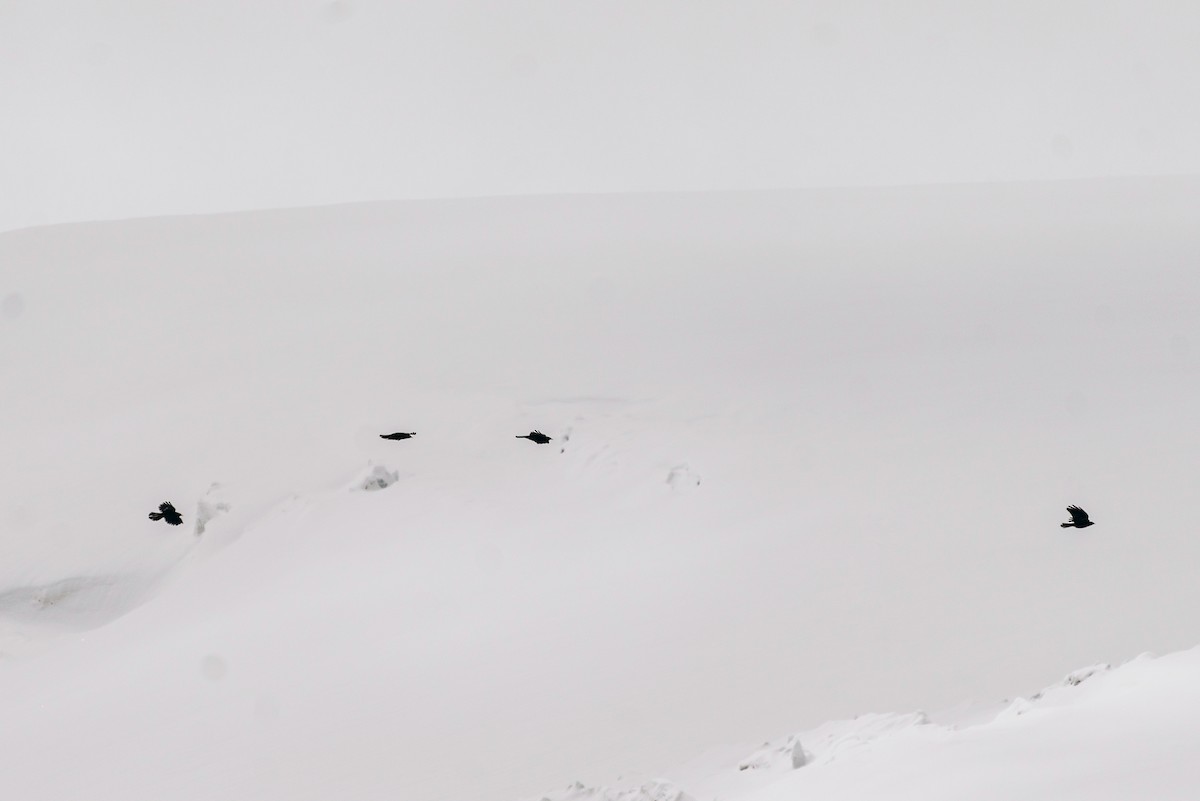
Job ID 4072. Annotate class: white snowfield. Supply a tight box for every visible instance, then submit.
[2,180,1200,800]
[530,652,1200,801]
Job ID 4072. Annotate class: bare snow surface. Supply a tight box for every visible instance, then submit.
[531,651,1200,801]
[3,182,1200,799]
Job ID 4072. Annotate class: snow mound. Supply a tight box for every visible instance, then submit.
[0,573,160,656]
[665,463,701,492]
[0,575,128,623]
[351,464,400,492]
[995,697,1037,720]
[193,482,232,537]
[1063,663,1112,687]
[738,735,809,771]
[552,652,1200,801]
[999,661,1117,719]
[725,712,934,783]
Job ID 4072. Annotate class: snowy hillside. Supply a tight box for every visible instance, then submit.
[529,649,1200,801]
[2,180,1200,800]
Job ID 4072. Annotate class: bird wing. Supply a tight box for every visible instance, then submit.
[1067,505,1090,524]
[159,502,176,514]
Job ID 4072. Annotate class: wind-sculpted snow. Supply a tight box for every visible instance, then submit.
[665,464,702,492]
[3,182,1200,800]
[193,483,233,536]
[997,660,1121,720]
[726,650,1200,801]
[737,736,810,771]
[738,711,933,773]
[528,652,1200,801]
[0,574,158,657]
[352,463,402,492]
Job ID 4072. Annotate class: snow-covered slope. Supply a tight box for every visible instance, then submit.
[2,180,1200,800]
[532,650,1200,801]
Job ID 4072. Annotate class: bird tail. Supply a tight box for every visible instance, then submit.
[149,512,164,521]
[1060,522,1073,528]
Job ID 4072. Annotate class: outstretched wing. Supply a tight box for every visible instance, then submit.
[159,502,176,514]
[1067,505,1090,525]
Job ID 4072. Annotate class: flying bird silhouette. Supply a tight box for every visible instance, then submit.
[517,430,552,444]
[149,501,183,526]
[380,432,416,441]
[1061,505,1094,528]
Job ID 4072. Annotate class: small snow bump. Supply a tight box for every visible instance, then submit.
[998,697,1034,719]
[355,464,400,492]
[195,483,232,537]
[1063,663,1111,686]
[738,735,811,772]
[666,464,701,492]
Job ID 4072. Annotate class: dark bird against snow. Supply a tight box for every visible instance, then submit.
[1060,505,1094,529]
[149,501,183,526]
[380,432,416,441]
[517,430,552,444]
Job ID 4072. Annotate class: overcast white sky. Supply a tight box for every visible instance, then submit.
[3,0,1200,231]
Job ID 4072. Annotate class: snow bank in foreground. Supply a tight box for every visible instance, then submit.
[534,649,1200,801]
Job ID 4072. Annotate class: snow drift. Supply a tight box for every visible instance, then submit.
[2,180,1200,799]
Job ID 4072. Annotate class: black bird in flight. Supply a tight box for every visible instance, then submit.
[149,501,184,526]
[517,430,552,444]
[380,432,416,441]
[1061,505,1094,529]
